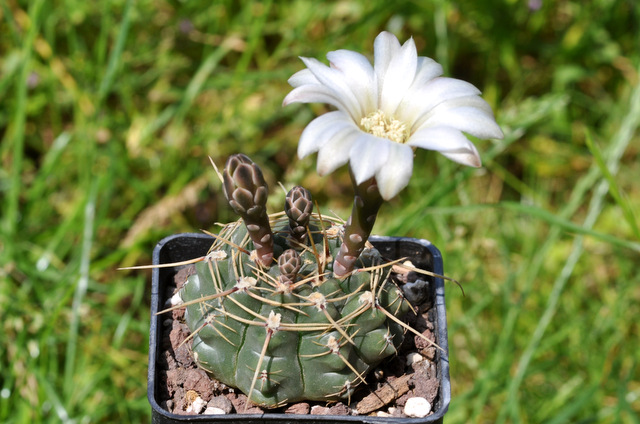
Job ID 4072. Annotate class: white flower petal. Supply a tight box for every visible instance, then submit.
[410,94,491,128]
[379,37,418,115]
[416,97,504,139]
[410,57,443,88]
[349,134,390,184]
[298,111,355,158]
[407,126,481,167]
[374,32,402,99]
[300,57,364,119]
[283,84,356,117]
[440,144,482,168]
[398,78,482,130]
[287,68,317,88]
[327,49,376,113]
[316,126,361,175]
[375,143,414,200]
[435,106,503,139]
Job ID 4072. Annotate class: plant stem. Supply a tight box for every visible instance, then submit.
[333,174,384,277]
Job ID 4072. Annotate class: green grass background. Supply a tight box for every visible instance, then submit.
[1,0,638,422]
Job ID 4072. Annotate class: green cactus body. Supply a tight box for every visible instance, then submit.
[179,215,410,407]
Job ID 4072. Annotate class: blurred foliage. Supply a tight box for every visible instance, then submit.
[1,0,638,422]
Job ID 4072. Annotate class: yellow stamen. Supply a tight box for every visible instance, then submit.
[360,110,409,144]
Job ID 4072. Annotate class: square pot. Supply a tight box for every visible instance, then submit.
[148,233,451,423]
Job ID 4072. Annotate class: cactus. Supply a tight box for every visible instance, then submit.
[167,155,435,409]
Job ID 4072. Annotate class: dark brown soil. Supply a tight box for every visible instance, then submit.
[155,266,441,417]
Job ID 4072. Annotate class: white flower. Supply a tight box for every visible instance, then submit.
[283,31,503,200]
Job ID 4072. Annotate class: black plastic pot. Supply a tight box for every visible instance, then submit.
[149,233,451,423]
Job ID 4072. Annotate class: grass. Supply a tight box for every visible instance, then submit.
[1,0,638,422]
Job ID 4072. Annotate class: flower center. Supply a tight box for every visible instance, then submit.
[360,110,409,144]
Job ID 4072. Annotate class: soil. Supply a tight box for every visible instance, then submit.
[155,265,441,418]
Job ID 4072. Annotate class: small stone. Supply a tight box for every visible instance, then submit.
[402,279,429,304]
[172,306,185,320]
[389,406,405,417]
[226,393,263,414]
[285,402,310,414]
[411,369,440,405]
[174,265,196,289]
[203,406,225,415]
[183,368,214,398]
[186,395,206,414]
[406,352,424,366]
[170,292,183,306]
[207,395,233,414]
[327,403,350,415]
[310,405,330,415]
[396,392,410,407]
[376,411,392,417]
[404,397,431,418]
[421,345,437,361]
[415,327,436,351]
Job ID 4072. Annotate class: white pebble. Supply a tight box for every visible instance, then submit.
[376,411,392,417]
[170,292,183,306]
[186,396,206,414]
[310,405,328,414]
[404,397,431,418]
[406,352,424,366]
[204,406,225,415]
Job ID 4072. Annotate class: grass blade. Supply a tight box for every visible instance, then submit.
[584,129,640,239]
[497,64,640,423]
[2,0,45,255]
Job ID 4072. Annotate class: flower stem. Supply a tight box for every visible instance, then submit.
[333,174,384,277]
